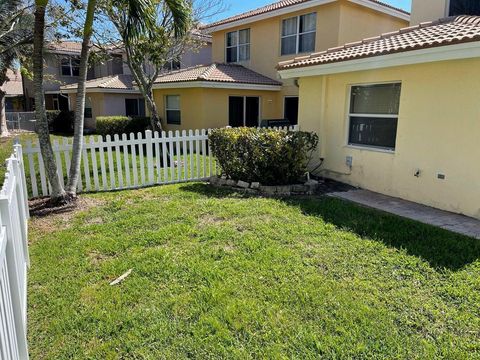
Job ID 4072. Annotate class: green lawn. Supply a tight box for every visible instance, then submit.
[28,184,480,359]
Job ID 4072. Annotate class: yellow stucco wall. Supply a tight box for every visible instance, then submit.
[297,58,480,219]
[209,0,407,119]
[211,1,407,78]
[410,0,447,25]
[153,87,281,131]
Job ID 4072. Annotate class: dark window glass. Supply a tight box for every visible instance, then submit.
[349,83,401,150]
[281,36,297,55]
[228,96,244,127]
[125,99,139,117]
[350,83,401,115]
[226,47,237,63]
[61,58,71,76]
[349,117,398,150]
[84,108,93,118]
[449,0,480,15]
[166,95,181,124]
[71,58,80,76]
[245,97,259,127]
[299,32,315,53]
[284,97,299,125]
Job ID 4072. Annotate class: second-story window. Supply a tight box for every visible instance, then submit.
[449,0,480,16]
[226,29,250,63]
[281,12,317,56]
[61,57,80,77]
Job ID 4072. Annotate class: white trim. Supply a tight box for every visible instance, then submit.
[281,13,317,56]
[348,0,409,21]
[226,29,251,63]
[61,88,141,94]
[346,82,401,152]
[206,0,408,32]
[279,41,480,79]
[152,81,282,91]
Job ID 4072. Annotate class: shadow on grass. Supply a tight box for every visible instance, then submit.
[181,183,480,271]
[285,197,480,271]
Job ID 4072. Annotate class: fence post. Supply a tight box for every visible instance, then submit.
[14,144,29,219]
[146,130,154,185]
[0,181,29,360]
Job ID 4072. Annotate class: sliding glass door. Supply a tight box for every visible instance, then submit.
[229,96,260,127]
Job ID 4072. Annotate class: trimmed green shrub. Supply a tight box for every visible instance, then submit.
[48,110,75,134]
[209,127,319,185]
[95,116,151,137]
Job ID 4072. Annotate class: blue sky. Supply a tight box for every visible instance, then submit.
[210,0,411,21]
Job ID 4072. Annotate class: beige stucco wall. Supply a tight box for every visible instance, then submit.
[410,0,448,25]
[69,92,144,129]
[210,0,408,117]
[297,58,480,219]
[153,87,282,132]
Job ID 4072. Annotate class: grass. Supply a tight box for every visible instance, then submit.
[28,184,480,359]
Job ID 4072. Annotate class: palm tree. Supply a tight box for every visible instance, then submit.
[33,0,68,202]
[0,0,33,137]
[66,0,164,195]
[103,0,192,131]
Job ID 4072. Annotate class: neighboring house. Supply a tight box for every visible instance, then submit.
[61,75,145,129]
[152,0,409,131]
[2,70,25,112]
[61,35,212,129]
[277,0,480,219]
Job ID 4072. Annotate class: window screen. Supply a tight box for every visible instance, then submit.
[348,83,401,150]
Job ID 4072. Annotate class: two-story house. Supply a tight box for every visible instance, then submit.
[60,35,212,129]
[151,0,409,131]
[276,0,480,219]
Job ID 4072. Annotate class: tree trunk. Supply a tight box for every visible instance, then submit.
[66,0,97,195]
[124,49,162,131]
[145,89,162,131]
[0,90,9,137]
[0,68,9,137]
[33,1,66,201]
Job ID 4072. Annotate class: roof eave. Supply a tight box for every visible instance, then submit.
[278,41,480,78]
[152,80,282,91]
[61,87,140,94]
[204,0,409,33]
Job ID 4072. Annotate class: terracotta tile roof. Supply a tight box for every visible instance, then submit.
[61,74,138,92]
[46,41,83,55]
[154,63,282,86]
[278,16,480,70]
[2,70,23,97]
[202,0,409,29]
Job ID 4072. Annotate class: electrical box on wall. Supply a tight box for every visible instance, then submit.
[346,156,353,168]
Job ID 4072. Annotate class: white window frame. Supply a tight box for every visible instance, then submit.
[225,29,251,63]
[281,12,316,56]
[228,95,261,127]
[52,95,59,110]
[60,57,80,77]
[165,95,181,125]
[346,82,401,153]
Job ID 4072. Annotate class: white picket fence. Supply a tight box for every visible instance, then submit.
[0,144,30,359]
[22,126,299,198]
[23,130,216,198]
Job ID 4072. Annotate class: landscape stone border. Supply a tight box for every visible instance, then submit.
[209,176,323,196]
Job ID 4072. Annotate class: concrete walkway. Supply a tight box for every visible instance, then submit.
[329,190,480,239]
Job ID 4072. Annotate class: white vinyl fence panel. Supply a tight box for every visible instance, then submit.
[23,126,299,199]
[0,144,30,359]
[23,130,218,198]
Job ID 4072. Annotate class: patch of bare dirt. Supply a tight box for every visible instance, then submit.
[197,214,226,229]
[88,251,114,266]
[29,196,105,234]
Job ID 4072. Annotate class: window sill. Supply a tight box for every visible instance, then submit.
[345,144,395,154]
